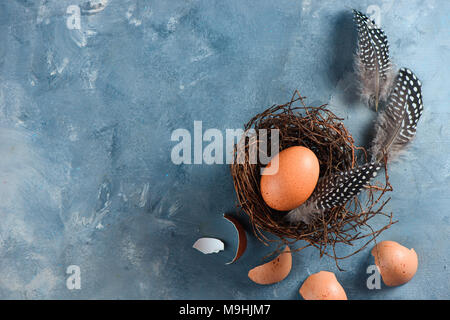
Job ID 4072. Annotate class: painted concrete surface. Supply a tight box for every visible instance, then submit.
[0,0,448,299]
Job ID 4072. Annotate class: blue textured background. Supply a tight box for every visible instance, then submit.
[0,0,448,299]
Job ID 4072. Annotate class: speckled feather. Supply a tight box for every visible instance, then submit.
[314,162,381,210]
[286,162,381,224]
[353,9,395,110]
[371,68,424,162]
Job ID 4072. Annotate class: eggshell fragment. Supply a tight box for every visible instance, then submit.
[248,246,292,285]
[299,271,347,300]
[371,240,418,286]
[260,146,320,211]
[192,238,224,254]
[224,214,247,264]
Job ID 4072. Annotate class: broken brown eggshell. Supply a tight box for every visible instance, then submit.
[224,214,247,264]
[299,271,347,300]
[248,246,292,285]
[371,240,418,287]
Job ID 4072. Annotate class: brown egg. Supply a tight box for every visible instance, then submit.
[371,241,418,286]
[299,271,347,300]
[248,246,292,285]
[260,146,320,211]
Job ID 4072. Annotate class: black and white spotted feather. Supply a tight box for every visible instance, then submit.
[286,162,381,224]
[371,68,423,162]
[353,9,395,111]
[286,68,423,225]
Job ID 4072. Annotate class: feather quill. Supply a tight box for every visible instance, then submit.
[371,68,424,162]
[286,162,381,224]
[353,9,395,111]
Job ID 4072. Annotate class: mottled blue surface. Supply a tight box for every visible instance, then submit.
[0,0,449,299]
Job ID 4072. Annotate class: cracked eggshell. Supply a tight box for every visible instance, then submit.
[371,240,418,286]
[224,214,247,264]
[192,238,224,254]
[248,246,292,285]
[299,271,347,300]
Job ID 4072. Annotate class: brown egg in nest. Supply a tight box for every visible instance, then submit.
[260,146,320,211]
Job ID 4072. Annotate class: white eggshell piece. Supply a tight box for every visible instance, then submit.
[192,238,225,254]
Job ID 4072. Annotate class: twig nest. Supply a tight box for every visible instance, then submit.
[230,92,394,267]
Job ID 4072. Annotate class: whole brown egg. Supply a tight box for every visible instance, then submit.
[260,146,320,211]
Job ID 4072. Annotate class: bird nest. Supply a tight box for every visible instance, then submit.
[230,91,395,269]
